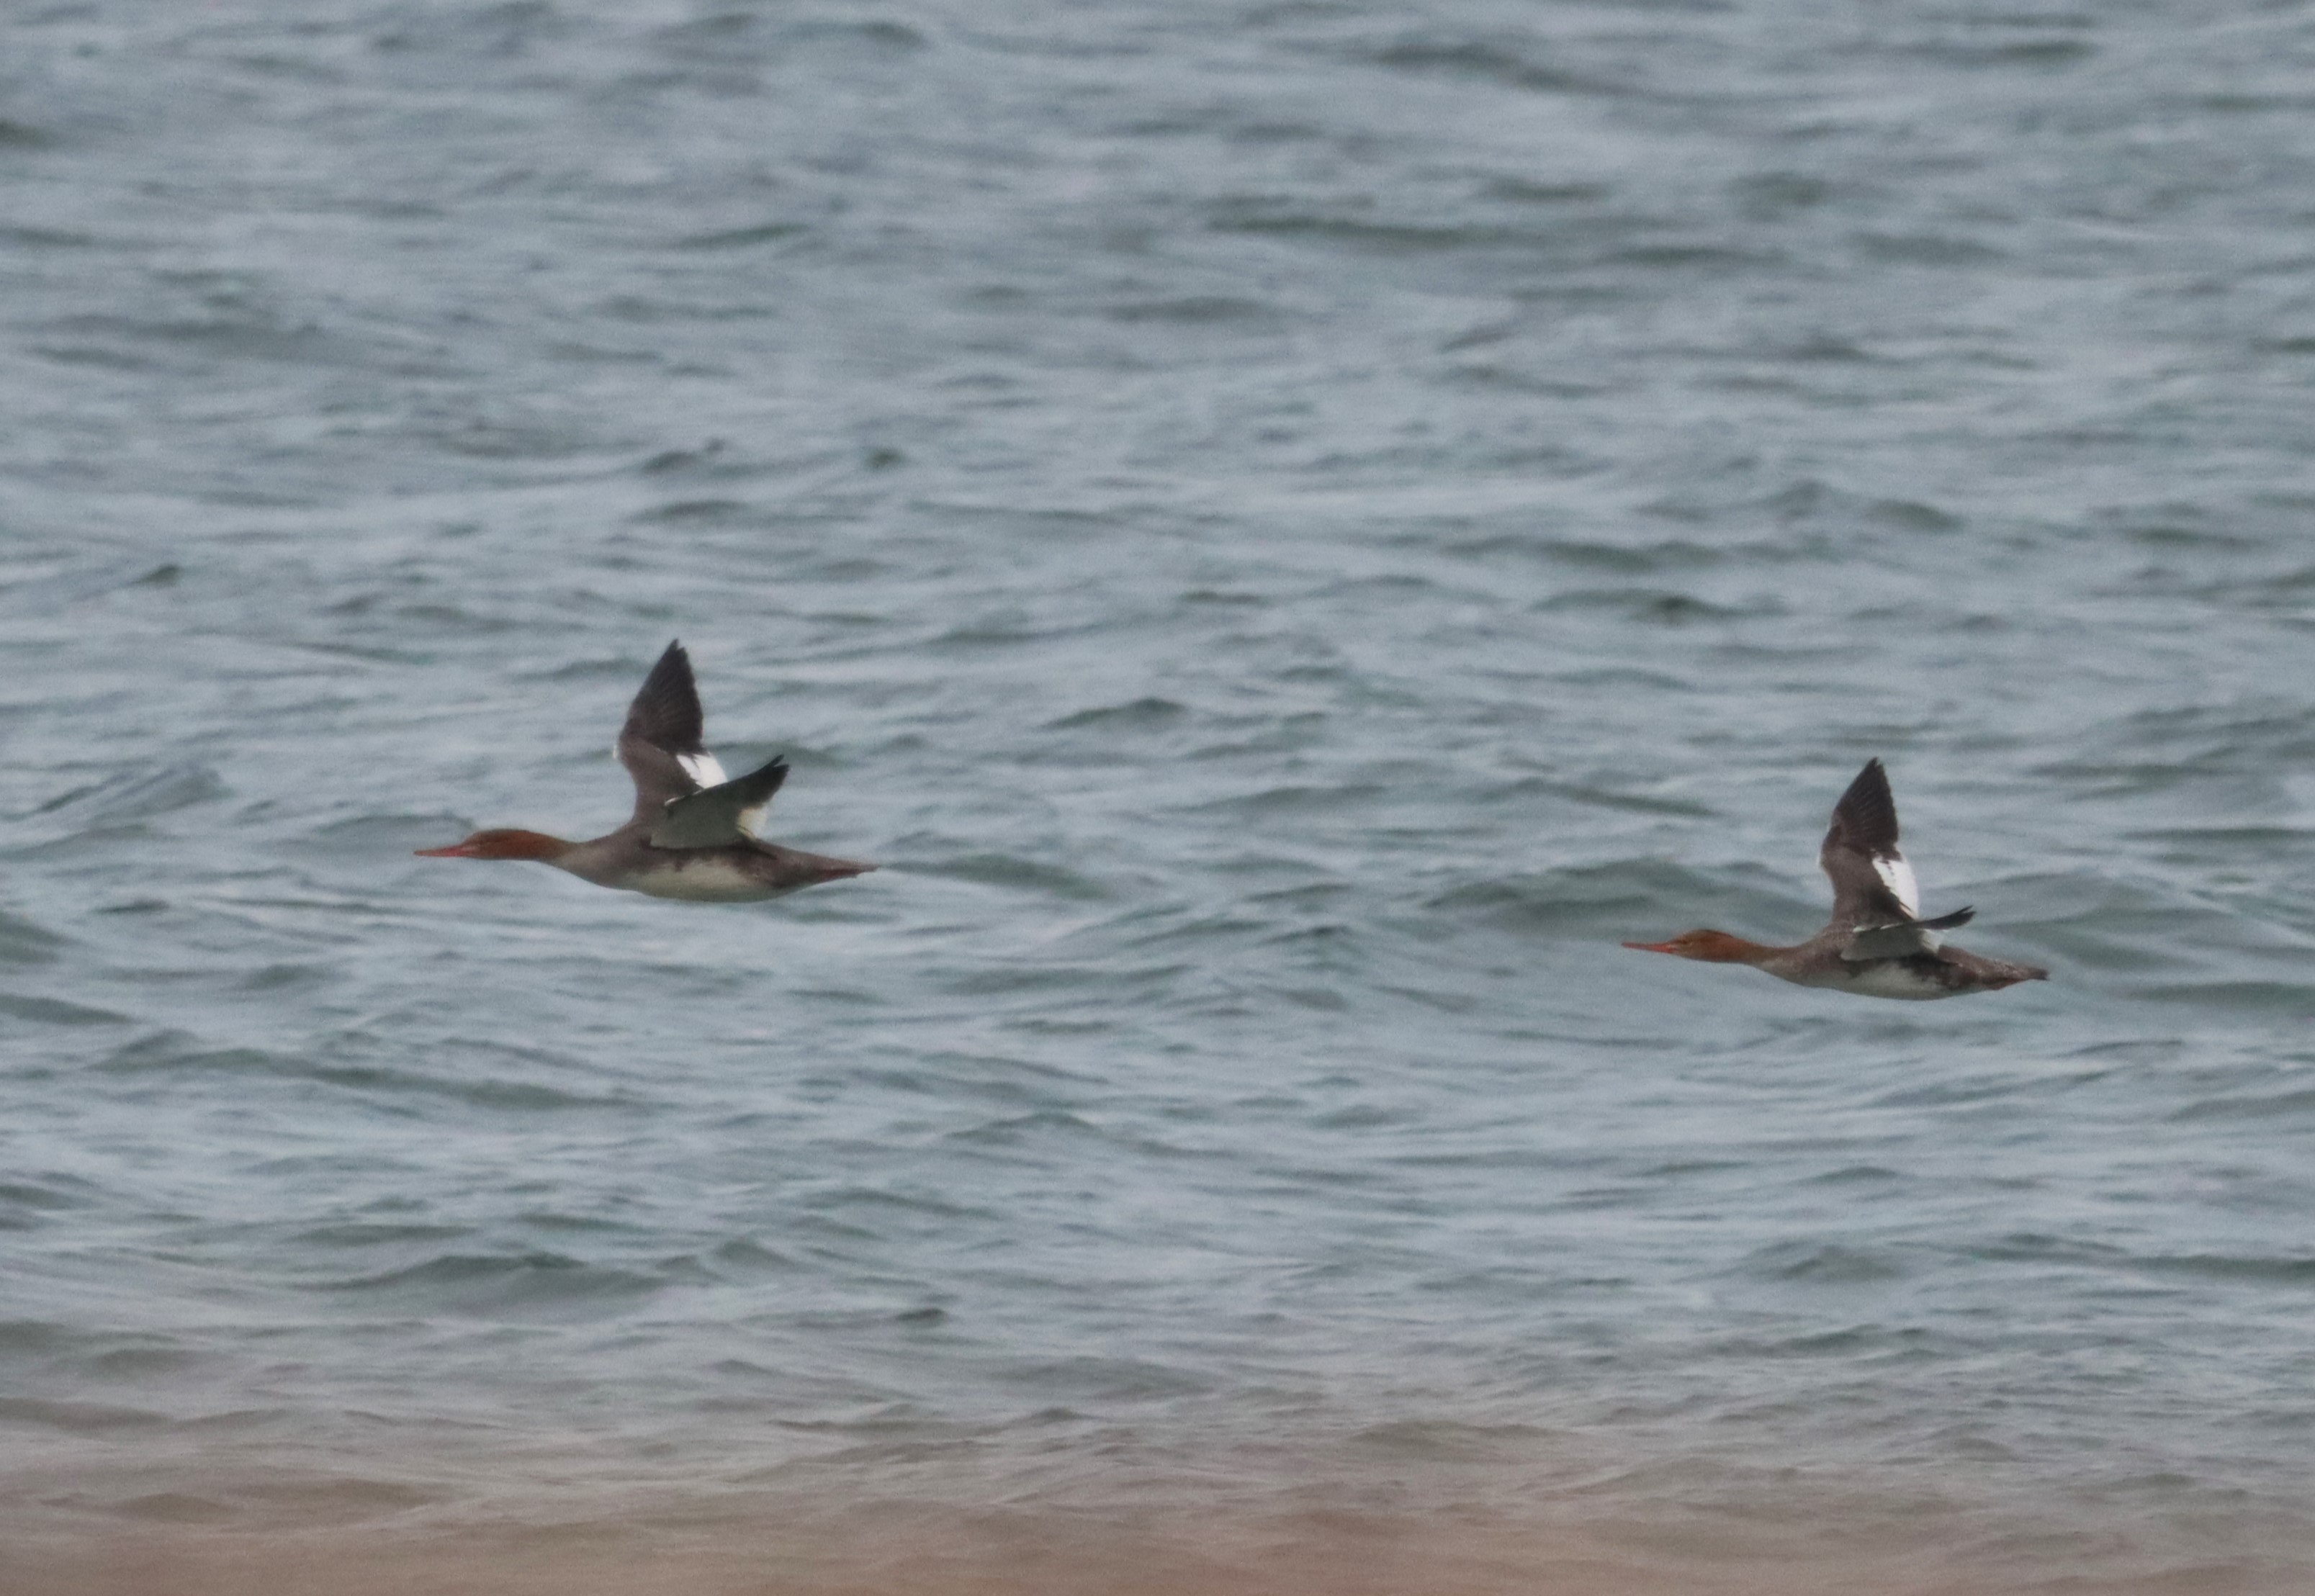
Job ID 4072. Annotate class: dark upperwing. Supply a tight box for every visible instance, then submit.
[618,639,712,820]
[1817,757,1916,928]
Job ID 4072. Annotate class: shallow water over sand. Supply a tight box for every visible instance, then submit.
[6,1,2315,1590]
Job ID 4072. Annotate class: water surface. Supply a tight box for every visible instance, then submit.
[6,1,2315,1591]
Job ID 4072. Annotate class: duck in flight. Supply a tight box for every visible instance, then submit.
[416,641,873,901]
[1623,758,2045,999]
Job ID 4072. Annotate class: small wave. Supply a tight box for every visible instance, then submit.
[2128,980,2315,1011]
[674,220,811,251]
[1806,1165,1905,1186]
[709,1237,804,1276]
[1974,1233,2129,1268]
[0,1395,170,1433]
[0,1178,99,1220]
[83,1345,207,1378]
[1473,775,1717,818]
[992,1352,1213,1403]
[295,813,482,860]
[33,762,225,824]
[99,1031,632,1112]
[317,1252,666,1315]
[1208,207,1534,255]
[796,1184,993,1223]
[2170,1088,2315,1124]
[0,991,125,1025]
[1349,1417,1563,1461]
[292,1222,472,1248]
[2139,1254,2315,1287]
[1183,783,1387,818]
[112,1492,234,1523]
[1359,37,1624,98]
[902,854,1113,901]
[1853,231,2007,267]
[234,1475,445,1517]
[1904,37,2095,70]
[945,1109,1107,1148]
[630,497,755,526]
[1534,587,1768,624]
[1442,534,1729,574]
[0,1319,73,1354]
[0,911,64,966]
[1046,697,1189,731]
[1735,1241,1910,1285]
[1606,242,1788,271]
[652,12,927,63]
[1107,296,1284,327]
[1429,861,1794,940]
[942,960,1183,997]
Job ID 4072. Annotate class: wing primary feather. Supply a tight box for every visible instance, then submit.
[623,640,709,757]
[1828,758,1901,857]
[1820,757,1923,921]
[618,640,715,821]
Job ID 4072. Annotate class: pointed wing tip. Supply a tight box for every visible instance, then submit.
[1830,757,1900,839]
[624,639,711,762]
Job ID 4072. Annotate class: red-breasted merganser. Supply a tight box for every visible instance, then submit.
[416,641,873,901]
[1622,758,2046,999]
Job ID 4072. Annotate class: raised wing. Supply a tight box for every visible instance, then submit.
[1818,757,1920,926]
[649,757,790,849]
[617,640,729,820]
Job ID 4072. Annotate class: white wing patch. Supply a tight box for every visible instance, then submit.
[1874,851,1920,919]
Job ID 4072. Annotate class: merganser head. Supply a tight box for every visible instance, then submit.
[414,829,572,862]
[1622,929,1765,963]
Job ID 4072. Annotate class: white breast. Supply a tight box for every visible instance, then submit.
[1825,960,1958,1001]
[625,854,790,903]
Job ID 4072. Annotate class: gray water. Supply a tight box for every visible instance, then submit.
[6,2,2315,1592]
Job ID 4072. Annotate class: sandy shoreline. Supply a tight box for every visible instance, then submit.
[12,1487,2315,1596]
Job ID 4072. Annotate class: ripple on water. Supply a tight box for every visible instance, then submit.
[1733,1241,1912,1286]
[0,1177,101,1230]
[901,853,1115,901]
[0,1396,171,1434]
[0,992,127,1025]
[0,910,65,965]
[33,762,226,824]
[315,1253,667,1318]
[1431,861,1799,941]
[94,1029,634,1112]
